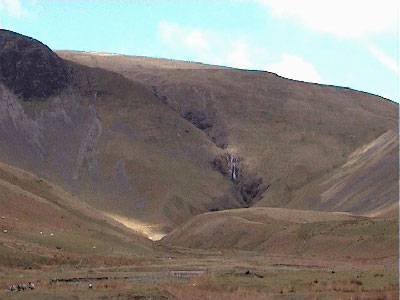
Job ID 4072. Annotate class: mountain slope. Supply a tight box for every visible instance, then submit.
[0,30,242,233]
[0,30,397,238]
[58,51,398,217]
[288,130,399,217]
[0,161,154,267]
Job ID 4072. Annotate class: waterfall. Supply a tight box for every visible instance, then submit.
[232,163,237,180]
[230,154,238,181]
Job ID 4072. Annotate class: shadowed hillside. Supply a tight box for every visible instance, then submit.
[0,30,70,99]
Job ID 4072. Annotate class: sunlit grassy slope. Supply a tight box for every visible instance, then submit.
[0,161,155,267]
[163,206,398,259]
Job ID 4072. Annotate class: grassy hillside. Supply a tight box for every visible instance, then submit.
[0,30,398,300]
[0,51,241,232]
[58,51,398,218]
[0,31,398,238]
[163,207,398,259]
[0,161,154,268]
[288,129,399,217]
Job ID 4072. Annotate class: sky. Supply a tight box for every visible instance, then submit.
[0,0,399,102]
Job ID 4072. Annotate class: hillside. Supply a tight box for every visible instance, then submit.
[0,30,70,99]
[163,128,398,256]
[0,30,242,233]
[0,30,398,238]
[0,161,154,268]
[58,51,398,217]
[288,129,399,217]
[0,28,398,300]
[162,207,398,259]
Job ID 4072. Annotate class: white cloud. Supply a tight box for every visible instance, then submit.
[184,30,210,51]
[266,54,324,83]
[257,0,399,37]
[158,21,270,69]
[159,21,210,52]
[158,22,323,83]
[226,41,254,69]
[0,0,28,18]
[368,45,399,74]
[158,21,176,44]
[158,22,323,84]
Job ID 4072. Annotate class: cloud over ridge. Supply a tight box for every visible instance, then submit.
[257,0,399,37]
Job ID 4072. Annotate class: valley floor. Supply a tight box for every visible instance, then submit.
[0,247,398,300]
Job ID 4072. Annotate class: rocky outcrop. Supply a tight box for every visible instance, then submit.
[0,85,45,153]
[0,30,71,99]
[151,84,228,149]
[183,111,213,131]
[211,153,268,206]
[73,115,102,180]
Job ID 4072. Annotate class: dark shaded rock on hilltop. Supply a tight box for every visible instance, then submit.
[0,29,70,99]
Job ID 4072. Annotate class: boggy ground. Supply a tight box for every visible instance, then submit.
[0,247,398,300]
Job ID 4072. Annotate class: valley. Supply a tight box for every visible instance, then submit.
[0,29,398,299]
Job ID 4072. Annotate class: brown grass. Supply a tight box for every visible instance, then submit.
[0,264,398,300]
[57,50,398,225]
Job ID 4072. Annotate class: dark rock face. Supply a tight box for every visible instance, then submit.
[0,30,70,99]
[237,176,269,205]
[183,111,213,130]
[211,153,268,206]
[211,155,230,176]
[151,84,228,149]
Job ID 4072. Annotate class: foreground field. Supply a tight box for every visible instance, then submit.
[0,249,398,300]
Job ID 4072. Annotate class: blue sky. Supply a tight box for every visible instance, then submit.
[0,0,399,102]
